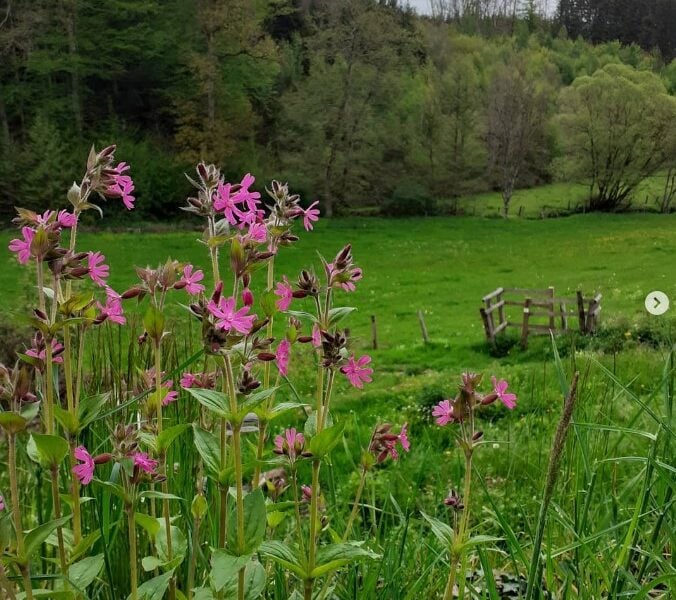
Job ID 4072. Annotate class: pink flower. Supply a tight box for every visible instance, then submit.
[399,423,410,452]
[234,173,261,212]
[162,389,178,406]
[8,227,35,264]
[340,354,373,389]
[275,339,291,377]
[97,291,126,325]
[311,324,322,348]
[301,485,312,503]
[247,222,267,243]
[0,494,5,511]
[302,201,320,231]
[273,427,305,461]
[87,251,109,286]
[107,163,135,210]
[207,296,256,335]
[242,287,254,307]
[491,376,517,410]
[180,265,205,296]
[57,210,77,228]
[27,338,64,365]
[432,400,454,426]
[72,446,95,485]
[214,182,244,225]
[133,452,158,474]
[274,277,294,311]
[180,373,198,388]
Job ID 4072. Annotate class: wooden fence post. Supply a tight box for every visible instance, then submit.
[559,302,568,331]
[576,291,586,334]
[547,286,555,331]
[521,298,532,349]
[480,308,494,346]
[417,310,430,344]
[370,315,378,350]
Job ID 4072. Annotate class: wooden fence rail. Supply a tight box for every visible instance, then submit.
[480,287,601,348]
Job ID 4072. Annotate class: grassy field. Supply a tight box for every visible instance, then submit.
[1,212,674,598]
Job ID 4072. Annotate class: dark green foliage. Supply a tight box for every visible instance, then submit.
[381,181,437,217]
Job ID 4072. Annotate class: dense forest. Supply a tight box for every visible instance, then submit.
[1,0,675,220]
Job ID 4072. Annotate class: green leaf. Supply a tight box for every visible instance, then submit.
[23,515,71,561]
[68,554,104,590]
[143,304,165,342]
[186,388,229,418]
[135,513,161,539]
[20,401,41,424]
[421,512,454,549]
[327,306,356,325]
[29,434,69,467]
[93,480,129,503]
[0,411,28,434]
[304,411,333,437]
[156,424,190,453]
[140,491,183,502]
[77,393,109,431]
[53,406,79,435]
[240,387,278,413]
[192,425,222,477]
[133,569,173,600]
[308,423,345,458]
[191,494,208,520]
[227,489,266,555]
[459,535,502,551]
[258,541,307,579]
[219,559,266,600]
[286,310,317,323]
[210,551,251,592]
[311,543,379,578]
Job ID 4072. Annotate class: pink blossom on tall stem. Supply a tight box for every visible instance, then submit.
[275,339,291,377]
[491,376,517,409]
[87,251,109,286]
[162,388,178,406]
[399,423,410,452]
[180,373,198,389]
[242,287,254,307]
[311,324,322,348]
[97,290,126,325]
[0,495,5,511]
[234,173,261,212]
[57,210,77,228]
[432,400,454,426]
[273,427,305,461]
[340,354,373,389]
[214,182,244,225]
[134,452,158,474]
[247,222,267,243]
[72,446,95,485]
[207,296,256,335]
[302,201,320,231]
[274,277,293,311]
[180,264,205,296]
[27,339,64,365]
[8,227,35,264]
[107,162,136,210]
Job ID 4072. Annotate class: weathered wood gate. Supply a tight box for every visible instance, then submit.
[479,287,602,348]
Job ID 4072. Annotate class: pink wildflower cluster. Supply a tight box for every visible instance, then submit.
[104,162,136,210]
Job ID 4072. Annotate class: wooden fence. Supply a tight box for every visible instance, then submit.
[479,287,602,348]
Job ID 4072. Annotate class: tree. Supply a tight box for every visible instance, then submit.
[557,63,676,211]
[486,59,552,217]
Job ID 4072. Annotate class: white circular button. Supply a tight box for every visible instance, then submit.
[645,291,669,316]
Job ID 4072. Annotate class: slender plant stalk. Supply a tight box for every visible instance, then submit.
[44,340,55,435]
[126,504,138,600]
[343,466,368,542]
[9,433,33,600]
[50,465,69,578]
[154,340,175,600]
[525,372,580,600]
[224,354,245,600]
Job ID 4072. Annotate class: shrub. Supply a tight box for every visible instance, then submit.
[381,181,438,217]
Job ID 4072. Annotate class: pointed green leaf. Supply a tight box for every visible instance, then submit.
[227,489,266,556]
[186,388,229,418]
[308,423,345,458]
[29,434,69,467]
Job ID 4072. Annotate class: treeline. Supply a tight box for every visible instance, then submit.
[0,0,675,221]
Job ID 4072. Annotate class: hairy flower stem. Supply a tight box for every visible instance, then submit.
[126,503,138,600]
[525,372,580,600]
[44,338,55,435]
[443,450,473,600]
[343,466,368,542]
[50,465,69,579]
[223,354,245,600]
[154,341,176,600]
[253,260,275,487]
[9,434,33,600]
